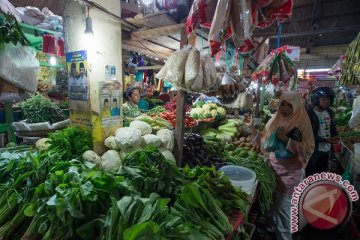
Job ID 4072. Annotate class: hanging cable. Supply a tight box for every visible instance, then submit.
[276,23,282,48]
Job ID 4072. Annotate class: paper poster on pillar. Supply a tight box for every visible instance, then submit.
[105,65,117,81]
[66,50,89,101]
[99,80,121,130]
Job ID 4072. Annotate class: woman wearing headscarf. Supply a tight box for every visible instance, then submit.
[249,92,315,240]
[123,86,142,126]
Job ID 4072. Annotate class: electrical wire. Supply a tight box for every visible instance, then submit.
[81,0,137,30]
[81,0,171,59]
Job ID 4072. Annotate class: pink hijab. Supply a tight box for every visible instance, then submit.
[262,92,315,167]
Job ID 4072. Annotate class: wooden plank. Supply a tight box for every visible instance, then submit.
[122,41,174,58]
[131,23,185,40]
[122,43,169,59]
[124,37,175,55]
[151,36,180,50]
[124,65,163,71]
[254,25,360,39]
[173,26,187,167]
[125,13,178,29]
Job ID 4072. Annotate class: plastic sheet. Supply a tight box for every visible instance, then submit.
[0,43,39,92]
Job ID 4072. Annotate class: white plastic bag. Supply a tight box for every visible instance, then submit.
[349,107,360,129]
[208,0,231,56]
[0,43,39,92]
[185,47,200,89]
[23,6,45,20]
[165,47,191,86]
[191,60,204,92]
[265,84,275,100]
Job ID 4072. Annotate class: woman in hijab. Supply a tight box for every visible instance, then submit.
[249,92,315,240]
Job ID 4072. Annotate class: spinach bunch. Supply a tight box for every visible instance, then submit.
[0,146,61,239]
[0,14,30,47]
[102,193,191,240]
[183,166,249,215]
[47,126,93,160]
[173,183,233,240]
[120,146,184,198]
[25,160,130,240]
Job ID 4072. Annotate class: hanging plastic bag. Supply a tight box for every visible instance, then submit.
[191,59,204,92]
[0,43,39,92]
[230,0,255,53]
[186,0,218,36]
[208,0,232,56]
[349,106,360,129]
[265,84,275,100]
[239,92,253,109]
[185,46,200,89]
[264,131,294,160]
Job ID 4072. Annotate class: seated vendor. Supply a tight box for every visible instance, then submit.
[137,96,150,111]
[123,86,142,126]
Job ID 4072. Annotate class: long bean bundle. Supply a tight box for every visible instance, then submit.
[225,154,276,214]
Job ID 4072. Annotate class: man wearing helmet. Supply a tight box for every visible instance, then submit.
[306,87,339,176]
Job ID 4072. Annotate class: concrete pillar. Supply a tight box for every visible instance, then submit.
[63,0,123,154]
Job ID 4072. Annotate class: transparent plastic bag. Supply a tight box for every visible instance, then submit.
[165,46,191,85]
[349,107,360,129]
[0,43,39,92]
[230,0,255,53]
[186,0,218,35]
[265,84,275,100]
[208,0,232,56]
[201,52,218,91]
[264,132,294,160]
[185,47,200,88]
[191,59,204,92]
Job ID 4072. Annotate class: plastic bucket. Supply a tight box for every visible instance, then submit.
[219,165,257,194]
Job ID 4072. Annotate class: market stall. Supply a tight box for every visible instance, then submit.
[1,0,360,238]
[0,6,69,145]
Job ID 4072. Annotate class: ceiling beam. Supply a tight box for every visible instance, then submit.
[130,23,185,40]
[290,15,301,32]
[122,42,171,60]
[124,65,163,71]
[254,25,360,38]
[306,0,322,54]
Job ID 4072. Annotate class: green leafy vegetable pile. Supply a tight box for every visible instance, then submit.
[183,166,249,215]
[0,14,30,48]
[0,127,252,239]
[20,94,66,124]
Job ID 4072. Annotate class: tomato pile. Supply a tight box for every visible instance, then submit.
[164,102,191,113]
[158,112,197,128]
